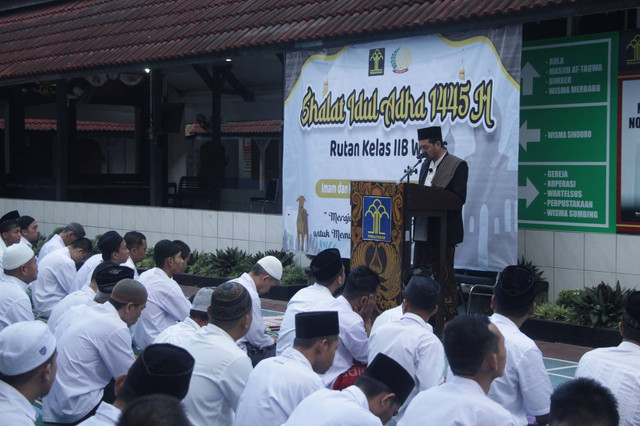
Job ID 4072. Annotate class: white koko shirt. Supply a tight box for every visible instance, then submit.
[488,313,552,425]
[284,385,382,426]
[235,272,275,350]
[370,304,403,336]
[32,247,78,317]
[47,285,96,334]
[233,347,324,426]
[399,375,517,426]
[42,302,135,424]
[37,233,65,263]
[73,254,102,290]
[276,284,336,355]
[0,379,37,426]
[368,312,445,419]
[0,275,34,331]
[316,295,369,388]
[131,267,191,350]
[181,323,253,426]
[575,341,640,426]
[153,316,201,348]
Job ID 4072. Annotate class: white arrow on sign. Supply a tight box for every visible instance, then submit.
[519,120,541,151]
[521,62,540,96]
[519,178,539,208]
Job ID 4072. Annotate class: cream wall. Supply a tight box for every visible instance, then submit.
[4,197,639,297]
[0,198,285,261]
[519,229,640,301]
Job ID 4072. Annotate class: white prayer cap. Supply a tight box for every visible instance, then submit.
[0,321,56,376]
[192,287,215,313]
[3,243,34,270]
[257,255,282,280]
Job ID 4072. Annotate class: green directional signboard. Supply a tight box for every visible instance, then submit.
[518,33,618,232]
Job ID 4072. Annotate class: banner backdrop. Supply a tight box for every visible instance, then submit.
[283,26,522,271]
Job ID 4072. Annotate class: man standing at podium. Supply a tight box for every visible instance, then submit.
[414,126,468,332]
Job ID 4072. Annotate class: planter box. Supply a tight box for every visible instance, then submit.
[173,273,227,288]
[521,317,621,348]
[261,284,308,301]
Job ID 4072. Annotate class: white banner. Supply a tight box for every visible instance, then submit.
[283,27,522,271]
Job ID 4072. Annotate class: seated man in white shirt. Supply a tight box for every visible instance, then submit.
[575,290,640,426]
[0,244,37,331]
[277,248,345,356]
[131,239,192,350]
[368,274,444,419]
[549,377,619,426]
[74,231,130,290]
[37,222,85,263]
[17,215,40,249]
[32,237,93,317]
[48,263,134,335]
[285,352,414,426]
[234,255,282,366]
[154,286,215,347]
[488,265,553,425]
[234,311,340,426]
[78,343,195,426]
[43,278,148,425]
[0,321,57,426]
[370,265,432,335]
[0,218,22,278]
[122,231,147,280]
[399,314,517,426]
[182,282,254,426]
[173,240,191,274]
[322,265,379,389]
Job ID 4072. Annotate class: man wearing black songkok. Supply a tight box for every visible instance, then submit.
[414,126,468,334]
[487,265,552,425]
[575,290,640,426]
[285,353,415,425]
[235,311,340,426]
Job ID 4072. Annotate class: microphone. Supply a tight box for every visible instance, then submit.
[417,151,428,160]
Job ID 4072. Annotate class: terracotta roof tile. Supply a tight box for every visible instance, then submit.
[0,0,585,80]
[0,118,134,132]
[186,119,283,137]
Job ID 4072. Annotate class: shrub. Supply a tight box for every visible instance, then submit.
[570,281,632,328]
[188,251,216,276]
[535,303,572,322]
[517,256,547,284]
[280,264,309,286]
[211,247,248,277]
[556,289,581,307]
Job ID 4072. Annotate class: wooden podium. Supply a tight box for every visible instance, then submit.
[350,181,462,314]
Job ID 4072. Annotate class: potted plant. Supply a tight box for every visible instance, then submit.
[262,264,309,301]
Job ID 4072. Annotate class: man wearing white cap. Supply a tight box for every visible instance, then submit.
[154,287,215,348]
[0,321,58,426]
[43,279,148,424]
[0,244,37,331]
[234,255,282,365]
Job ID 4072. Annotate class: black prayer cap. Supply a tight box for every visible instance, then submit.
[95,264,134,293]
[404,275,440,310]
[17,215,35,230]
[310,248,342,282]
[125,343,195,400]
[0,210,20,223]
[417,126,442,141]
[623,291,640,332]
[210,281,252,321]
[403,265,433,287]
[494,265,536,309]
[363,353,415,405]
[295,311,339,339]
[0,219,20,233]
[98,231,124,256]
[153,239,181,264]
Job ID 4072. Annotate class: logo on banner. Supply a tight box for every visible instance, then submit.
[627,34,640,65]
[363,196,391,242]
[369,48,385,76]
[391,46,412,74]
